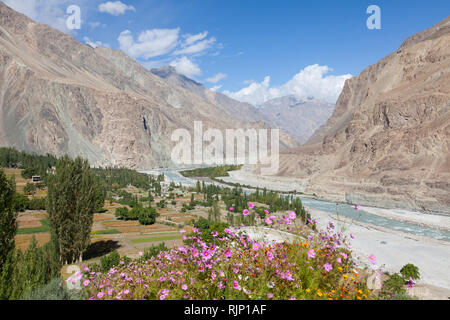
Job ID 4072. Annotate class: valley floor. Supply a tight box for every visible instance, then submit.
[169,167,450,298]
[309,206,450,297]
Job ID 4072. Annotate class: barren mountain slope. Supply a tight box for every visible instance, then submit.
[150,66,300,148]
[0,2,292,168]
[276,17,450,214]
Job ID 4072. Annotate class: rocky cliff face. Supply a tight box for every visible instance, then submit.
[277,17,450,214]
[0,2,294,169]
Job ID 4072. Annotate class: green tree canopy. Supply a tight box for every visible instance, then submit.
[47,156,100,264]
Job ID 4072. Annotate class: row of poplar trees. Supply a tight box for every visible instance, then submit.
[0,155,104,299]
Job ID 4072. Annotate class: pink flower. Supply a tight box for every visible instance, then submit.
[267,293,273,299]
[243,209,249,216]
[192,227,199,233]
[229,207,234,211]
[233,267,239,274]
[336,257,342,264]
[267,251,274,260]
[252,243,260,251]
[248,202,254,209]
[83,280,90,287]
[202,250,211,260]
[323,263,333,272]
[182,284,188,291]
[97,292,104,299]
[355,204,360,211]
[307,249,315,258]
[288,211,296,220]
[265,217,273,225]
[407,277,415,290]
[264,209,269,215]
[138,251,143,256]
[224,248,232,258]
[368,254,376,264]
[341,252,348,260]
[233,280,240,290]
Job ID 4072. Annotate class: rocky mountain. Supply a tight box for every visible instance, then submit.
[275,17,450,214]
[0,2,295,169]
[150,66,276,125]
[258,95,335,143]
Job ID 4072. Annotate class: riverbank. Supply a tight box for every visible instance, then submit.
[360,206,450,232]
[220,166,450,217]
[307,206,450,293]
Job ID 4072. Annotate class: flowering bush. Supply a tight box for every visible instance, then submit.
[82,210,373,300]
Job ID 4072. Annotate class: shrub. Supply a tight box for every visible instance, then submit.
[20,278,85,300]
[139,243,168,262]
[137,206,157,225]
[13,192,29,212]
[100,250,121,272]
[115,207,129,219]
[400,264,420,281]
[381,273,406,297]
[193,218,210,231]
[28,197,47,210]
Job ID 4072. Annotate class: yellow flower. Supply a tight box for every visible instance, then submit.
[306,288,311,293]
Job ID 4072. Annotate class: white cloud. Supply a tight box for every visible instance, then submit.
[118,28,180,59]
[2,0,81,33]
[83,36,109,49]
[210,85,222,92]
[98,1,135,16]
[172,31,216,56]
[169,57,201,78]
[206,73,227,84]
[183,31,208,46]
[223,64,352,105]
[173,37,216,56]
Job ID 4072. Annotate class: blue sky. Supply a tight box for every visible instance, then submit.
[2,0,449,105]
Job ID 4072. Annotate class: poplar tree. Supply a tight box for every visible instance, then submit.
[0,169,17,299]
[0,169,17,266]
[47,156,99,264]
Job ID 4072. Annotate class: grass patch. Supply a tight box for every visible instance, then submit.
[17,219,50,234]
[180,165,242,178]
[130,235,181,244]
[91,229,121,235]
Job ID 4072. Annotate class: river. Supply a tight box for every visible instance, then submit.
[141,169,450,242]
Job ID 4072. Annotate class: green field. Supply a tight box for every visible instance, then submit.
[130,235,182,244]
[16,219,50,234]
[91,229,121,235]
